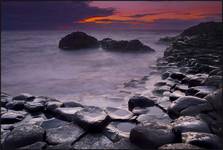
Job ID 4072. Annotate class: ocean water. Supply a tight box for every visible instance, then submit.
[1,30,178,107]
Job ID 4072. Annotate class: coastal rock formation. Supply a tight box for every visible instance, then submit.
[73,106,111,132]
[130,122,177,149]
[59,32,99,50]
[128,96,155,111]
[100,38,155,52]
[3,124,45,149]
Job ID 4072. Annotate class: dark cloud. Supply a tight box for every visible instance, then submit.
[1,1,114,30]
[128,13,158,18]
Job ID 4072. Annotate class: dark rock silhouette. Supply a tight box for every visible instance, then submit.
[59,32,99,50]
[101,38,155,52]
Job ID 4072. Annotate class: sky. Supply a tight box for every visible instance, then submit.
[1,1,222,31]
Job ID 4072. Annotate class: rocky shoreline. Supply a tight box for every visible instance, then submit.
[1,22,223,149]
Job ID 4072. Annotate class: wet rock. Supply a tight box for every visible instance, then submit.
[153,86,170,96]
[194,91,208,98]
[18,141,47,150]
[167,96,208,118]
[105,107,133,121]
[1,130,10,146]
[63,101,84,108]
[137,107,171,124]
[172,116,211,135]
[73,106,111,132]
[186,86,217,96]
[202,75,222,87]
[27,117,45,126]
[161,71,171,80]
[209,68,222,76]
[46,101,63,112]
[179,102,213,116]
[130,122,177,149]
[128,96,155,111]
[59,32,99,50]
[3,124,45,149]
[1,107,7,115]
[46,142,73,150]
[154,81,167,86]
[101,38,154,52]
[73,133,113,149]
[46,124,85,145]
[24,102,45,112]
[170,72,186,80]
[13,93,35,101]
[54,107,83,121]
[40,118,69,129]
[182,132,223,149]
[159,143,202,149]
[132,107,150,115]
[204,89,222,115]
[174,84,188,92]
[169,90,185,101]
[5,101,25,110]
[1,97,12,107]
[103,125,122,142]
[1,110,27,124]
[107,122,137,138]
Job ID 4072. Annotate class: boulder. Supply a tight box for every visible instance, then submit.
[59,32,99,50]
[1,110,27,124]
[130,122,177,149]
[24,102,45,112]
[128,96,155,111]
[40,118,69,129]
[182,132,223,149]
[63,101,84,108]
[13,93,35,101]
[101,38,154,52]
[107,122,137,138]
[5,101,25,110]
[204,89,223,115]
[3,124,45,149]
[105,107,133,121]
[167,96,208,118]
[172,116,211,135]
[73,106,111,132]
[170,72,186,80]
[179,103,213,116]
[54,107,83,121]
[46,124,85,145]
[159,143,202,149]
[46,101,63,112]
[1,107,7,115]
[202,75,222,87]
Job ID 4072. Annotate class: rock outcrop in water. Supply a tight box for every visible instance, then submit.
[59,32,99,50]
[59,32,155,52]
[100,38,155,52]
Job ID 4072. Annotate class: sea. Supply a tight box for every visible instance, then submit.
[1,29,179,108]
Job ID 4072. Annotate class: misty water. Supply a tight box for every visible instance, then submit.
[1,30,178,108]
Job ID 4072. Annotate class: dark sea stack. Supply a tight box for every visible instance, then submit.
[100,38,155,52]
[59,32,99,50]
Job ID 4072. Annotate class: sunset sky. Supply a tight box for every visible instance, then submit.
[1,1,222,30]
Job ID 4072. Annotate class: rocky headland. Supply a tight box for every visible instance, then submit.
[1,22,223,149]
